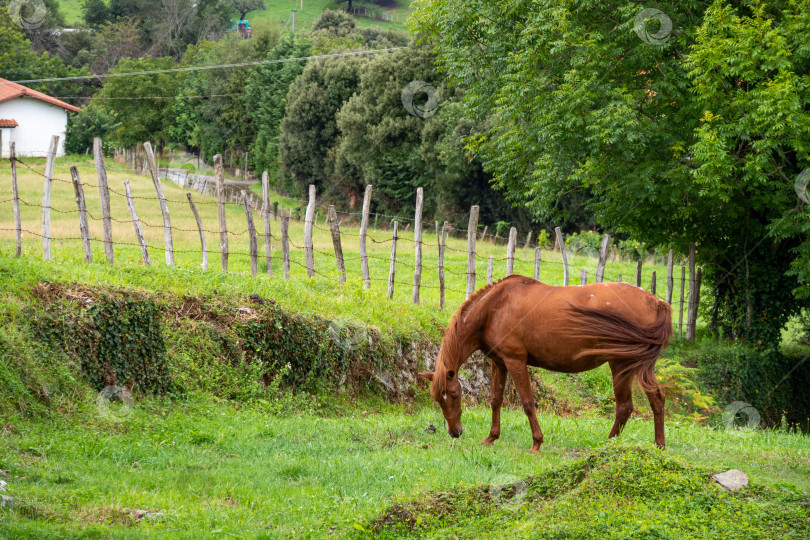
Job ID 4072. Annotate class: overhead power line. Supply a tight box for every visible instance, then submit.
[7,47,408,85]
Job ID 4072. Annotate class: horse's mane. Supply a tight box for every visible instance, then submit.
[430,275,525,400]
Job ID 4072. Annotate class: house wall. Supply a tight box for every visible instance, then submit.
[0,97,69,158]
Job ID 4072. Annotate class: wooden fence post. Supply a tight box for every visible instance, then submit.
[10,142,21,257]
[41,135,59,261]
[480,225,488,241]
[506,227,517,275]
[554,227,569,285]
[679,265,686,339]
[534,248,542,280]
[144,141,173,266]
[666,249,674,304]
[413,187,424,304]
[93,138,114,264]
[466,205,479,298]
[214,154,228,273]
[437,221,448,310]
[487,256,493,284]
[243,191,258,277]
[651,271,657,295]
[360,185,372,289]
[262,171,272,275]
[281,213,290,280]
[595,234,610,283]
[123,180,150,265]
[186,193,207,270]
[388,221,399,299]
[524,231,532,255]
[636,260,643,287]
[617,274,622,282]
[69,166,91,263]
[328,205,346,284]
[304,184,315,278]
[580,268,587,285]
[686,242,698,341]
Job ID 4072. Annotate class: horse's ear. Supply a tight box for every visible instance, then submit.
[417,372,434,381]
[447,370,455,379]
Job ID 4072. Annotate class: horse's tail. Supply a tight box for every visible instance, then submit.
[567,300,672,392]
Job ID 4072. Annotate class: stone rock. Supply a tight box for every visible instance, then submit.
[713,469,749,491]
[1,495,13,508]
[0,480,6,492]
[129,509,166,521]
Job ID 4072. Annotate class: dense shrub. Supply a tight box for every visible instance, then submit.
[682,341,810,426]
[30,294,172,394]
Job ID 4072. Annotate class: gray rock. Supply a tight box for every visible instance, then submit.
[1,495,13,508]
[0,480,6,492]
[713,469,749,491]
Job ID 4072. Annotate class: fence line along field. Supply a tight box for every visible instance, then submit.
[2,138,700,337]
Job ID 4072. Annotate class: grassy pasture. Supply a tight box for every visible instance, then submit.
[55,0,412,31]
[245,0,411,34]
[0,398,807,538]
[0,155,681,337]
[56,0,83,26]
[0,157,807,539]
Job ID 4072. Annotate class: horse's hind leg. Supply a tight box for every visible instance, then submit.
[608,361,634,439]
[504,358,544,454]
[482,359,507,446]
[644,377,666,448]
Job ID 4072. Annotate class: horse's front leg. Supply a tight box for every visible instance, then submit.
[505,358,544,454]
[482,359,507,446]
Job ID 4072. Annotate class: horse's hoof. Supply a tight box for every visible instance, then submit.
[529,446,541,455]
[481,438,496,446]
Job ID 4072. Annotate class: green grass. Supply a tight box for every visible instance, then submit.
[245,0,411,34]
[0,162,806,538]
[0,397,807,538]
[56,0,83,26]
[0,155,685,338]
[56,0,412,32]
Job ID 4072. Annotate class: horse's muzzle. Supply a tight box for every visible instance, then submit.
[449,427,463,438]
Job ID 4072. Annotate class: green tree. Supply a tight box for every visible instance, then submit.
[64,106,119,154]
[94,56,182,146]
[412,0,810,348]
[244,38,312,179]
[0,6,87,97]
[230,0,264,21]
[279,52,366,194]
[82,0,112,28]
[171,29,278,163]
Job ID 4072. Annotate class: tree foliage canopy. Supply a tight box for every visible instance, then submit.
[412,0,810,346]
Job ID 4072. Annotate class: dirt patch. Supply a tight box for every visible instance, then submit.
[374,493,456,532]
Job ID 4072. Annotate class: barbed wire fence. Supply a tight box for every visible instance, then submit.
[5,136,702,340]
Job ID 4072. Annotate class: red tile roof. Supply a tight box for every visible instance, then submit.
[0,78,81,113]
[0,119,18,128]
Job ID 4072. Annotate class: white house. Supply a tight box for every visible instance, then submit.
[0,78,81,158]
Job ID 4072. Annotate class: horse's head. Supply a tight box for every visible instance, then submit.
[418,370,463,438]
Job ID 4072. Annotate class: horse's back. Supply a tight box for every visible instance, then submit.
[480,277,669,371]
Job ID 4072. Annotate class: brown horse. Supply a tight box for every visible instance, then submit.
[418,275,672,453]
